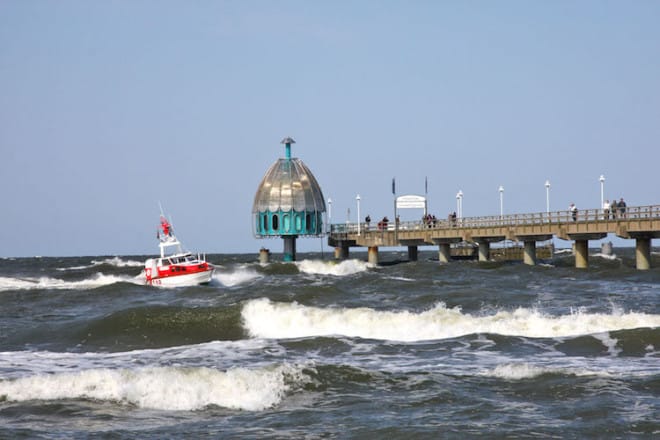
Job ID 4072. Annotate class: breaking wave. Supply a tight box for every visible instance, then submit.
[296,259,373,276]
[0,364,306,411]
[214,266,262,287]
[241,298,660,342]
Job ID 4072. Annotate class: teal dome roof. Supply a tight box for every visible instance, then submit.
[253,157,326,213]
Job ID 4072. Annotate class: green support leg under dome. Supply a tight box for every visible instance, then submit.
[283,236,297,262]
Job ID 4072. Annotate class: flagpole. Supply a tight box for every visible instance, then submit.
[392,177,398,241]
[424,176,428,217]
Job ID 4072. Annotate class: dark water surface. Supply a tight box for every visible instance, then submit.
[0,249,659,438]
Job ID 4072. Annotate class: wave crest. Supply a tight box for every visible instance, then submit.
[241,298,660,342]
[0,364,305,411]
[0,273,142,291]
[296,259,373,276]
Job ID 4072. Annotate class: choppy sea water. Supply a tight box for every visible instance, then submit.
[0,249,658,439]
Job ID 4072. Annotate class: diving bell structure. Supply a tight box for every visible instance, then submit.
[252,137,326,261]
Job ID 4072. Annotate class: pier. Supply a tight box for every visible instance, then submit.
[328,205,660,270]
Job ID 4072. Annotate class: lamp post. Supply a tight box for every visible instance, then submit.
[545,180,550,215]
[356,194,361,236]
[599,175,605,209]
[499,185,504,219]
[456,190,463,219]
[459,191,463,218]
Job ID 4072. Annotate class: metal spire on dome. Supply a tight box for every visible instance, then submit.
[281,137,295,160]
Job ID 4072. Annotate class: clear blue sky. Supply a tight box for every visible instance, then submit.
[1,1,659,257]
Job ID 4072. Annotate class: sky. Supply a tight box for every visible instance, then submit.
[1,1,659,257]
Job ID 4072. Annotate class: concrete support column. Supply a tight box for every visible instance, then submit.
[408,246,418,262]
[574,239,588,269]
[334,244,350,260]
[523,241,537,266]
[283,236,297,262]
[368,246,379,265]
[635,237,651,270]
[478,241,490,262]
[259,248,271,264]
[438,243,451,264]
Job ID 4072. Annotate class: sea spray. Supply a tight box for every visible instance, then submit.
[214,265,262,287]
[57,257,144,271]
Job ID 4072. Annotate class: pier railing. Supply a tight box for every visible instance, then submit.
[329,205,660,236]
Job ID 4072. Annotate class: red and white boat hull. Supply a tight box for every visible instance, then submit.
[146,266,214,287]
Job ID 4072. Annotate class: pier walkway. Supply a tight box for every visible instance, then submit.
[328,205,660,270]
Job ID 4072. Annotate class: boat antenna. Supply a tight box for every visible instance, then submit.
[158,201,165,218]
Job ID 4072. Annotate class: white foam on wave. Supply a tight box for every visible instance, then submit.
[214,265,262,287]
[0,339,281,378]
[241,298,660,342]
[593,252,618,261]
[0,273,143,292]
[296,259,373,276]
[92,257,144,268]
[0,364,305,411]
[484,363,608,380]
[385,276,415,282]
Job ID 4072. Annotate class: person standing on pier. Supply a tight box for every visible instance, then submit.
[570,203,577,221]
[618,198,627,218]
[611,198,618,219]
[603,199,610,220]
[365,215,371,231]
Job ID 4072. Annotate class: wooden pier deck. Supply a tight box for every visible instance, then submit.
[328,205,660,269]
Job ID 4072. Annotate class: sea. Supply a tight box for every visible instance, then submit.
[0,248,658,439]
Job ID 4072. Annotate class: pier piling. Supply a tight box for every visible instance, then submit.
[478,242,490,262]
[368,246,379,264]
[438,243,451,264]
[574,240,589,268]
[523,241,537,266]
[635,237,651,270]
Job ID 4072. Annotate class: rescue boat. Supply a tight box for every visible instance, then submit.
[144,215,214,287]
